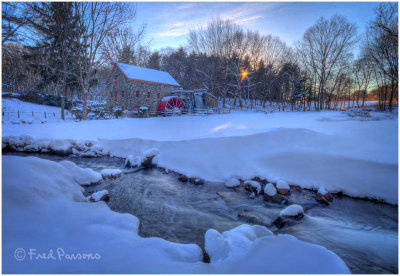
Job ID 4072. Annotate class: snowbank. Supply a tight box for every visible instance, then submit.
[59,160,102,185]
[3,110,397,204]
[204,224,350,274]
[3,156,350,273]
[2,156,204,273]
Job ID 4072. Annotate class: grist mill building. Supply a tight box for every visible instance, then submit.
[105,62,181,112]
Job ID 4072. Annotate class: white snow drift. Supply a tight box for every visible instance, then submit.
[3,156,350,273]
[3,109,398,204]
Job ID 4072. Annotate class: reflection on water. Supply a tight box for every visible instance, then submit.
[5,153,398,274]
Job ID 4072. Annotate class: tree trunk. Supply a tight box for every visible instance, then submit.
[61,77,67,120]
[389,78,394,112]
[82,92,88,120]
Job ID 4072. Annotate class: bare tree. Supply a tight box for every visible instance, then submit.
[297,15,357,110]
[74,2,137,120]
[366,3,398,111]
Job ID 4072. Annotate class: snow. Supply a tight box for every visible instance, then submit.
[161,95,176,101]
[204,224,350,274]
[3,110,397,204]
[318,185,328,195]
[125,154,141,167]
[280,204,304,217]
[59,160,102,185]
[3,156,350,273]
[3,156,204,273]
[264,183,277,196]
[143,147,160,158]
[277,180,289,190]
[225,178,240,188]
[115,62,180,87]
[101,169,122,178]
[244,180,261,194]
[2,98,74,124]
[89,190,109,202]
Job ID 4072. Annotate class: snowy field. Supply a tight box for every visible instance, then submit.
[3,99,398,203]
[2,98,74,124]
[2,99,397,273]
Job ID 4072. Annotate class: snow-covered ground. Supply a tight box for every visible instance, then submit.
[2,98,74,124]
[2,156,350,273]
[3,104,397,203]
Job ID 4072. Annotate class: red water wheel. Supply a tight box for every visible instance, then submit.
[157,96,183,115]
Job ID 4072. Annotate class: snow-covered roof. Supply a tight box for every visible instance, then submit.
[113,62,180,87]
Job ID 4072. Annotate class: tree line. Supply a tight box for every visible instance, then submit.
[2,2,398,120]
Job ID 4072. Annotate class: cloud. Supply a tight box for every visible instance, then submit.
[176,3,199,10]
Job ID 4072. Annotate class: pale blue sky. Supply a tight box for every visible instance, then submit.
[133,2,381,51]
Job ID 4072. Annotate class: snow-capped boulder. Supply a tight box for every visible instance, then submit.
[101,169,122,179]
[280,204,304,217]
[125,155,140,168]
[244,180,261,195]
[141,148,159,169]
[316,186,333,205]
[276,180,290,195]
[79,150,98,158]
[189,177,204,185]
[225,178,240,188]
[87,190,109,202]
[59,160,102,185]
[264,183,277,196]
[273,204,304,229]
[263,183,286,204]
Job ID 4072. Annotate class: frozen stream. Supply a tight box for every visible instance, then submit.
[6,154,398,274]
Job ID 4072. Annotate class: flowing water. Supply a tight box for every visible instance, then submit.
[5,153,398,274]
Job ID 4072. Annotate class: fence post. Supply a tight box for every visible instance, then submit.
[18,111,20,119]
[32,111,34,117]
[53,112,55,117]
[44,112,46,119]
[2,111,4,117]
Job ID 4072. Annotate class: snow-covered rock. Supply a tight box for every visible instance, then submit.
[276,180,290,194]
[59,160,102,185]
[318,185,328,195]
[280,204,304,217]
[316,186,333,205]
[264,183,277,196]
[225,178,240,188]
[263,183,286,204]
[88,190,109,202]
[244,180,261,194]
[101,169,122,179]
[125,155,141,168]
